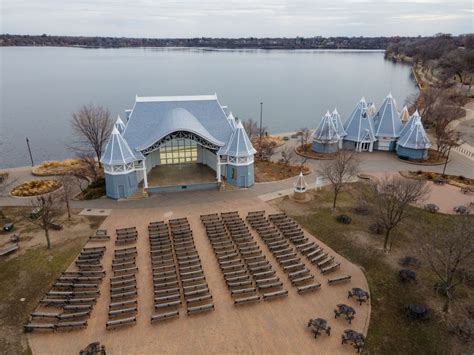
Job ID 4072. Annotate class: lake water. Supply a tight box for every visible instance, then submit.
[0,47,417,168]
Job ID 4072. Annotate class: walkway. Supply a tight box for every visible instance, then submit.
[1,146,473,209]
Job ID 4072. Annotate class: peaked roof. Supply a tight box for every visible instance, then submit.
[294,172,308,190]
[114,115,126,134]
[399,105,410,123]
[373,93,403,138]
[331,108,347,137]
[397,117,432,150]
[399,110,421,138]
[123,94,233,152]
[220,120,257,157]
[343,98,376,143]
[101,127,140,165]
[313,111,340,143]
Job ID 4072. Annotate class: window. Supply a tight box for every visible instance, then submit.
[232,168,237,180]
[159,138,198,165]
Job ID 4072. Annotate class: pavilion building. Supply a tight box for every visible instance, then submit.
[342,97,376,152]
[372,93,403,151]
[101,94,256,199]
[311,111,340,153]
[396,112,432,160]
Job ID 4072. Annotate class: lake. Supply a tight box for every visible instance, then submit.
[0,47,418,168]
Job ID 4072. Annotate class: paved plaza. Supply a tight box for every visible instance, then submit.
[28,198,370,354]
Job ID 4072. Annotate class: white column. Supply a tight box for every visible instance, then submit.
[216,159,221,182]
[142,160,148,188]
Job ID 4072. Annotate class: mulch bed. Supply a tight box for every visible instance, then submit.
[255,160,310,182]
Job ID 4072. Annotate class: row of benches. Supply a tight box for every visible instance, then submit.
[115,226,138,245]
[169,218,214,315]
[269,214,341,275]
[246,212,321,295]
[106,243,139,330]
[201,213,262,305]
[25,246,106,332]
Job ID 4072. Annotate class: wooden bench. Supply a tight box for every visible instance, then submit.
[291,274,314,286]
[55,320,88,330]
[24,323,55,332]
[187,303,214,315]
[151,310,179,323]
[0,244,19,256]
[110,290,137,300]
[57,311,91,320]
[327,275,351,285]
[321,263,341,274]
[108,306,137,318]
[231,287,256,296]
[63,304,93,311]
[155,294,181,303]
[234,295,260,305]
[263,290,288,300]
[30,311,60,319]
[317,256,335,269]
[186,294,212,305]
[155,287,180,296]
[297,283,321,294]
[109,299,137,309]
[253,270,276,279]
[155,300,181,309]
[106,316,136,329]
[257,282,283,290]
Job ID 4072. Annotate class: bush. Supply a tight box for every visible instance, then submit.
[336,214,352,224]
[369,222,385,234]
[399,256,421,268]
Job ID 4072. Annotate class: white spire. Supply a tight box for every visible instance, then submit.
[114,115,126,134]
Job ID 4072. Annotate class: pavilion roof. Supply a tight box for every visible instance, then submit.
[313,111,340,143]
[343,97,376,143]
[331,108,347,137]
[397,116,431,150]
[101,127,141,165]
[220,119,256,157]
[373,93,403,138]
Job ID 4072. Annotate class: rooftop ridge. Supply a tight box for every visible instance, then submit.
[135,94,218,102]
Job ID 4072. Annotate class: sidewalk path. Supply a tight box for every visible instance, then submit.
[1,148,473,209]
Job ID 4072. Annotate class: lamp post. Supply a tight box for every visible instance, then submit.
[259,102,263,145]
[26,137,34,167]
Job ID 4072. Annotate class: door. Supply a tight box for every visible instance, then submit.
[361,142,370,151]
[118,185,125,198]
[239,176,246,187]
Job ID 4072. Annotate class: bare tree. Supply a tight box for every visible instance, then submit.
[280,146,294,166]
[70,104,113,168]
[243,119,259,140]
[318,150,359,210]
[77,153,101,183]
[58,174,75,221]
[421,217,473,313]
[298,127,312,151]
[28,193,61,249]
[258,140,277,160]
[368,175,430,252]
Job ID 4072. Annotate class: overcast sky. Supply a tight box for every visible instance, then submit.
[1,0,472,37]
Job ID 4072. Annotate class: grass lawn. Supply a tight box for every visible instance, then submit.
[0,208,104,354]
[275,184,473,354]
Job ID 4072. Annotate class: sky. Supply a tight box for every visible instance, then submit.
[1,0,473,38]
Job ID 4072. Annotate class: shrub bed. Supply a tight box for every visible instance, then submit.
[11,180,62,197]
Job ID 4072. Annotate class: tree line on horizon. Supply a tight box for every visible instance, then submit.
[0,33,462,50]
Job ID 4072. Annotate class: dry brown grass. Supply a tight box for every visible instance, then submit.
[33,159,86,176]
[10,180,62,197]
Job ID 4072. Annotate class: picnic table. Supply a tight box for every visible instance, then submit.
[307,318,331,338]
[405,303,428,319]
[348,287,370,305]
[341,329,365,353]
[334,304,356,324]
[460,186,472,194]
[453,206,469,215]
